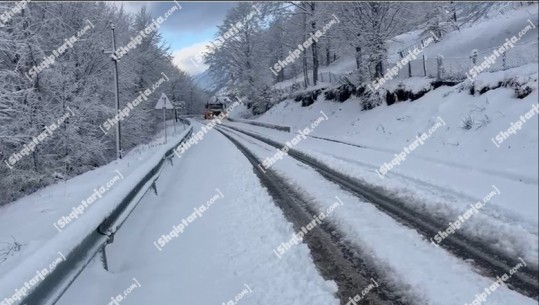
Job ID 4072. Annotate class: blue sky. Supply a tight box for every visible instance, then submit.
[113,1,237,75]
[160,27,217,51]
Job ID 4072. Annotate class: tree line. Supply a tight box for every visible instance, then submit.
[0,2,208,204]
[205,2,502,113]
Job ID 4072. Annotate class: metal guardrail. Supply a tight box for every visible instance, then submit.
[227,117,291,132]
[178,117,192,126]
[17,122,193,305]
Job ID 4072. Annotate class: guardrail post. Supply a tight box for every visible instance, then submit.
[100,245,109,271]
[97,225,115,271]
[16,123,194,305]
[151,181,158,195]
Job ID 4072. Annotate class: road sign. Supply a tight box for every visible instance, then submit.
[155,93,174,109]
[155,93,174,143]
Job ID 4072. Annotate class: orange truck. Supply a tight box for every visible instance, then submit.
[204,102,226,120]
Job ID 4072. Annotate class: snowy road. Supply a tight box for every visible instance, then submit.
[217,123,539,297]
[218,120,539,269]
[1,3,537,305]
[53,119,537,305]
[214,123,538,305]
[57,120,339,305]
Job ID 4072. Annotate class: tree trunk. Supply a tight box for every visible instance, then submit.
[450,1,457,22]
[372,3,384,79]
[302,10,309,88]
[302,50,309,88]
[312,39,318,85]
[375,60,383,78]
[355,46,361,70]
[355,46,363,82]
[310,2,318,86]
[326,37,331,66]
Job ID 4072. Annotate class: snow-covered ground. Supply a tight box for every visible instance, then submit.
[221,125,537,305]
[223,63,539,263]
[390,5,538,60]
[55,120,339,305]
[255,65,538,183]
[225,7,539,267]
[271,4,538,89]
[0,122,191,302]
[1,3,537,305]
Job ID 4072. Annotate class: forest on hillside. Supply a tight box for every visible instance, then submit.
[205,2,521,112]
[0,2,208,204]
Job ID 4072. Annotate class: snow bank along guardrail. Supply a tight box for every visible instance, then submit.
[7,122,193,305]
[227,117,291,132]
[219,124,539,300]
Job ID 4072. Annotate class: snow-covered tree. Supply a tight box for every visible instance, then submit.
[0,2,205,204]
[206,2,268,104]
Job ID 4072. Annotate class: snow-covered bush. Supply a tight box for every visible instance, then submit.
[360,90,384,111]
[461,114,475,130]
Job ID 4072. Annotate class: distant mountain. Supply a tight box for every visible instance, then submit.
[193,69,217,92]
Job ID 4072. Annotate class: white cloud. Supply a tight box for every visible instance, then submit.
[108,1,157,15]
[172,41,212,75]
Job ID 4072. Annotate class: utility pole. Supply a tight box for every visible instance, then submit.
[103,22,122,160]
[189,87,193,115]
